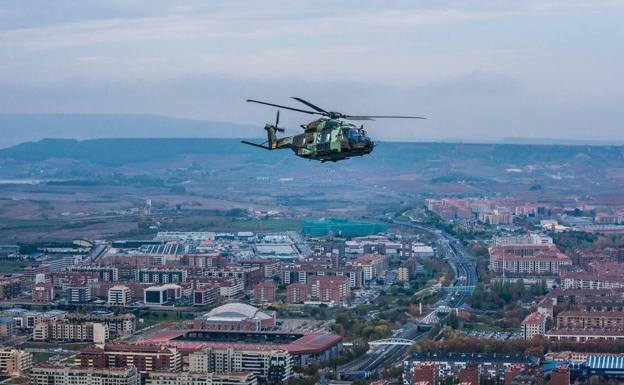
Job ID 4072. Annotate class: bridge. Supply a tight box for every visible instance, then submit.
[416,305,454,325]
[437,285,475,292]
[368,338,416,346]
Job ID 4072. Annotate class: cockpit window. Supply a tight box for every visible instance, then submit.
[348,128,359,140]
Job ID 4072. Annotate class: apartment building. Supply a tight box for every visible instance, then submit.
[68,313,136,337]
[286,283,308,304]
[32,283,55,303]
[70,266,119,282]
[107,285,132,306]
[67,285,92,303]
[33,320,109,343]
[308,276,349,305]
[76,344,182,374]
[557,311,624,329]
[253,282,276,304]
[189,347,292,383]
[135,267,187,284]
[489,245,572,275]
[0,348,32,375]
[30,365,140,385]
[146,371,257,385]
[520,312,546,340]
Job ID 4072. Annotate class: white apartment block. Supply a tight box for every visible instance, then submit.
[30,366,140,385]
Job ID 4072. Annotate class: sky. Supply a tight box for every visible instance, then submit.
[0,1,623,142]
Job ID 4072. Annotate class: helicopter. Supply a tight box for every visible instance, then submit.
[242,97,425,162]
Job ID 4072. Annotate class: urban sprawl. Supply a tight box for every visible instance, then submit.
[1,198,624,385]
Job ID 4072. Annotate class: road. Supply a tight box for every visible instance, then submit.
[338,221,477,379]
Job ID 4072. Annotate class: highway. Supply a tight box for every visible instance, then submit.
[338,221,478,379]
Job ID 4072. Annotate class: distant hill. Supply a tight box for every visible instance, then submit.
[499,137,624,146]
[0,137,622,170]
[0,113,260,148]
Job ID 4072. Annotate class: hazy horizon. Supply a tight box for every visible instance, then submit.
[1,1,623,142]
[1,112,624,149]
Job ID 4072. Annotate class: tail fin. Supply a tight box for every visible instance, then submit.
[265,124,277,149]
[265,110,284,149]
[242,110,284,151]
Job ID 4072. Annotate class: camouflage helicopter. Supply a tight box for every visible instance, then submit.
[242,97,425,162]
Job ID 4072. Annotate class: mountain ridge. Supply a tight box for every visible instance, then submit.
[0,137,622,169]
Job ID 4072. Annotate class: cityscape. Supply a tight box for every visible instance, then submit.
[0,186,623,385]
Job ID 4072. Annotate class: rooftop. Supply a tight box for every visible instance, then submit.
[137,330,341,356]
[204,302,272,321]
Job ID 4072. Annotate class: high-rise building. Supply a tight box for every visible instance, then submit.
[107,285,132,306]
[286,283,308,303]
[397,267,410,282]
[193,287,220,306]
[32,283,55,303]
[253,282,276,304]
[308,275,349,304]
[66,286,92,303]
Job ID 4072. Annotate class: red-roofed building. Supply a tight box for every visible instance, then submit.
[550,365,570,385]
[557,310,624,329]
[136,329,342,368]
[459,363,480,385]
[76,343,181,374]
[504,364,525,385]
[147,371,257,385]
[521,312,546,340]
[308,276,349,305]
[546,328,624,342]
[253,282,276,304]
[32,283,54,303]
[490,245,572,275]
[409,362,436,385]
[286,283,308,304]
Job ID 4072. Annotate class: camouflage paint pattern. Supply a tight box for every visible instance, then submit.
[265,118,374,162]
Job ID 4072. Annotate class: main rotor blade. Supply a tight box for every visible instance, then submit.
[246,99,318,115]
[346,115,427,119]
[291,97,329,114]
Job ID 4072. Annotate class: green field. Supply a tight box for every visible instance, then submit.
[0,259,29,274]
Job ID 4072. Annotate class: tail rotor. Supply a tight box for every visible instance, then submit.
[275,110,285,133]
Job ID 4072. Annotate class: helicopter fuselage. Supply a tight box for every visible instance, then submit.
[243,97,423,162]
[272,118,374,162]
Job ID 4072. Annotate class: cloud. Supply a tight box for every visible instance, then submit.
[0,1,622,141]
